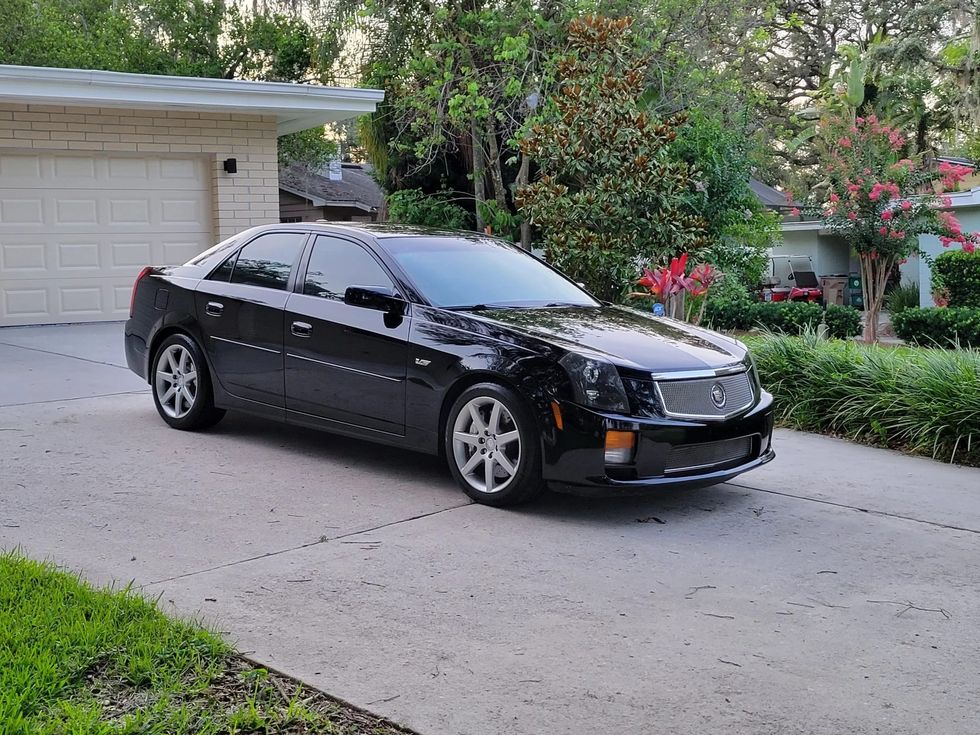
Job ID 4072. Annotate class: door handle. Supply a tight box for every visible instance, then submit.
[291,321,312,337]
[205,301,224,317]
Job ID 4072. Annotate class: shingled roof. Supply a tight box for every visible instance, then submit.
[279,162,384,212]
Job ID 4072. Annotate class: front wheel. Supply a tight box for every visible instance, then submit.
[151,333,225,431]
[444,383,544,506]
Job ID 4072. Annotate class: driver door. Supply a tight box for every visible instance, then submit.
[284,234,410,435]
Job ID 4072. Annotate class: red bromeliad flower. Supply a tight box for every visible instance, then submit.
[638,267,673,299]
[688,262,718,295]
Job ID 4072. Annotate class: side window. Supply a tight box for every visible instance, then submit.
[209,252,237,282]
[229,233,306,290]
[304,236,394,300]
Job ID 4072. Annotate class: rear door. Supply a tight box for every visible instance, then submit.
[284,234,410,434]
[195,231,308,407]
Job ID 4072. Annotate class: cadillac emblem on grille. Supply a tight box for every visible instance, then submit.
[710,382,727,409]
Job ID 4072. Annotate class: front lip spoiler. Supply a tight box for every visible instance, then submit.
[551,448,776,496]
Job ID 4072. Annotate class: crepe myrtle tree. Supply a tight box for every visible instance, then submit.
[817,114,978,342]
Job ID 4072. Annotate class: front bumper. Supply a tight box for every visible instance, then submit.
[542,392,775,494]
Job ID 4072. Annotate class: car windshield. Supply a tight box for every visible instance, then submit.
[383,236,600,310]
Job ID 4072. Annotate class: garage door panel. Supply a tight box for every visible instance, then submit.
[1,242,46,272]
[4,286,48,320]
[0,151,212,326]
[57,242,101,270]
[0,198,43,224]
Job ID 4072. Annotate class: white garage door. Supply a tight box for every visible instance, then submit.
[0,152,213,326]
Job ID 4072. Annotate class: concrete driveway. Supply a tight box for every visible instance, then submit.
[2,323,978,735]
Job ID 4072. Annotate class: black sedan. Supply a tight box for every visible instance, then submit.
[125,223,775,506]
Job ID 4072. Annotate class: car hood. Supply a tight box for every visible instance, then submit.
[476,305,747,373]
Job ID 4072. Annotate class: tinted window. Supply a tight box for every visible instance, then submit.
[230,233,306,290]
[304,236,393,300]
[384,236,598,309]
[210,252,236,282]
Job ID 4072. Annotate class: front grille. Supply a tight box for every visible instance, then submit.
[664,435,755,474]
[655,370,754,420]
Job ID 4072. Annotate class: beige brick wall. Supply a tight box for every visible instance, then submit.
[0,103,279,240]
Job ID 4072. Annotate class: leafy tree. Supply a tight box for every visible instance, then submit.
[0,0,330,167]
[739,0,975,186]
[517,16,707,301]
[386,188,472,230]
[671,110,779,286]
[816,114,977,341]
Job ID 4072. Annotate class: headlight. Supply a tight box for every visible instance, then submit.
[559,352,629,412]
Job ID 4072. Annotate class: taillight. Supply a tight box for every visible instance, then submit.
[130,267,153,318]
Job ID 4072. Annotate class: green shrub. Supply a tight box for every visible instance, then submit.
[386,188,471,230]
[823,303,862,338]
[748,300,823,333]
[933,249,980,307]
[892,307,980,348]
[884,281,921,314]
[748,332,980,465]
[703,277,754,330]
[705,292,862,339]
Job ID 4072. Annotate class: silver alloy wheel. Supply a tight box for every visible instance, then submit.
[154,344,199,419]
[451,396,522,494]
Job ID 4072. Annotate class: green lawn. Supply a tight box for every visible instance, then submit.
[0,552,409,735]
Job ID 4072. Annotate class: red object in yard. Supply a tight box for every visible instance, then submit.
[762,256,823,303]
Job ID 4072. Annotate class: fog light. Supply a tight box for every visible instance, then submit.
[604,430,636,465]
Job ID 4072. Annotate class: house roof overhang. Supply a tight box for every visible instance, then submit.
[0,65,384,135]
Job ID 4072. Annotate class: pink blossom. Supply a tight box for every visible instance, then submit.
[965,242,977,254]
[937,210,962,235]
[789,207,800,217]
[847,211,857,221]
[901,201,912,211]
[829,193,840,203]
[838,136,852,149]
[878,226,888,235]
[891,230,906,239]
[881,210,893,221]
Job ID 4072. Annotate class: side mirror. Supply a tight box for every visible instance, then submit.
[344,285,404,314]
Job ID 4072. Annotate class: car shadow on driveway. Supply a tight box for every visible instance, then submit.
[523,483,754,527]
[204,411,451,485]
[201,411,751,526]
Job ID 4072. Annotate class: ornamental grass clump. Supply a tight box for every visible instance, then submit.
[749,332,980,466]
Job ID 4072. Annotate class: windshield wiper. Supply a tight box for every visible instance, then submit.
[445,303,525,311]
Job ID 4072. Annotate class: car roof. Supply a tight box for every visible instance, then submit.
[307,221,482,240]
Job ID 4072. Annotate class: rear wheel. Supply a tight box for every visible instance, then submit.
[444,383,544,506]
[151,333,225,430]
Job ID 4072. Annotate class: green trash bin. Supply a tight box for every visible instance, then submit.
[848,273,864,309]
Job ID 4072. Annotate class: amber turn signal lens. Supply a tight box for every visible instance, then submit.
[604,430,636,465]
[550,400,564,430]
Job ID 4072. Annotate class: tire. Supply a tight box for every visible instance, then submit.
[151,333,225,431]
[444,382,544,506]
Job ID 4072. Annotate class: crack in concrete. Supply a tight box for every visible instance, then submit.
[141,502,474,587]
[0,389,149,409]
[0,340,131,370]
[728,481,980,535]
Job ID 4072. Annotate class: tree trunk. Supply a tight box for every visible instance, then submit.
[485,117,508,210]
[860,253,895,343]
[516,152,531,249]
[471,116,486,232]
